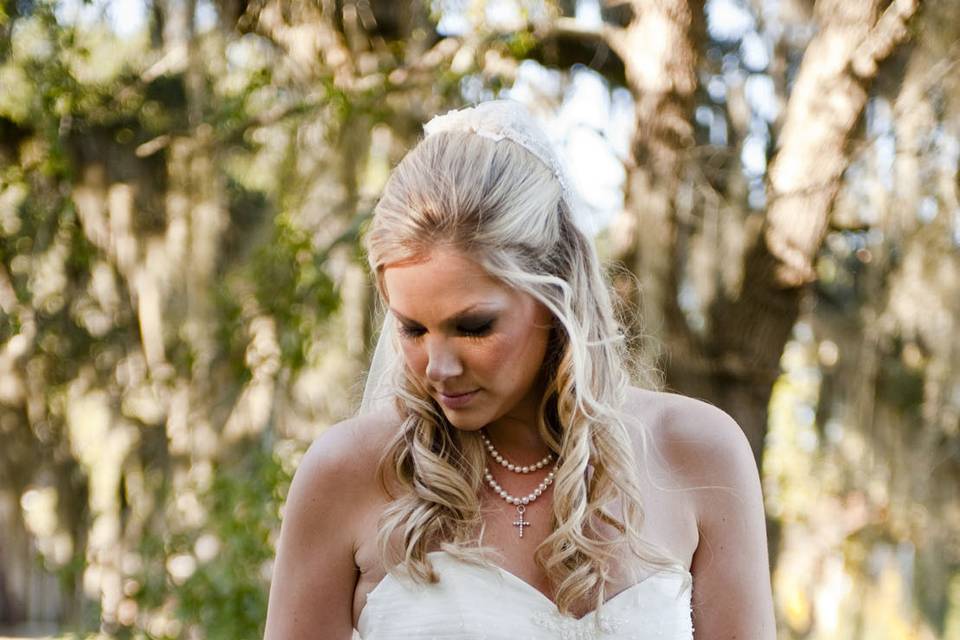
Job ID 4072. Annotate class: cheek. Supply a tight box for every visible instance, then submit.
[471,337,516,376]
[518,330,550,376]
[495,323,550,382]
[400,343,428,375]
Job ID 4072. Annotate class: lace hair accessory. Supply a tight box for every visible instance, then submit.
[359,99,594,414]
[423,100,595,237]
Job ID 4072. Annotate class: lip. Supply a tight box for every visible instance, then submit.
[437,389,479,409]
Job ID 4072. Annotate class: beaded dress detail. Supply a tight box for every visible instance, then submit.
[352,551,693,639]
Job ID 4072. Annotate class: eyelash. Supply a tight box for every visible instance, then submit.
[397,325,425,339]
[398,322,494,340]
[461,322,494,338]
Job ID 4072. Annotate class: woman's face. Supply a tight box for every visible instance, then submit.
[382,247,554,432]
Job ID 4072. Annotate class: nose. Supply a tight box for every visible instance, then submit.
[425,338,463,383]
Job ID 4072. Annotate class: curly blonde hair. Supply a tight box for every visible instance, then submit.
[363,127,687,616]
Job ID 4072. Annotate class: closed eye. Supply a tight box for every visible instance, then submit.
[397,323,426,339]
[396,320,494,340]
[459,320,494,337]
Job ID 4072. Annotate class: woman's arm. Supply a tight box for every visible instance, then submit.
[670,398,777,639]
[263,420,367,639]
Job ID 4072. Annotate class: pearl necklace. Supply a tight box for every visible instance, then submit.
[480,430,555,473]
[480,430,558,538]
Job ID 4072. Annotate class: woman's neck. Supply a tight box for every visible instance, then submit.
[483,416,551,464]
[483,372,553,461]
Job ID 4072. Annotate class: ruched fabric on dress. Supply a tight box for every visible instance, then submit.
[352,551,693,640]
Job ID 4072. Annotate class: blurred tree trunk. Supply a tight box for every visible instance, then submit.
[606,0,706,393]
[607,0,920,473]
[538,0,919,576]
[705,0,918,461]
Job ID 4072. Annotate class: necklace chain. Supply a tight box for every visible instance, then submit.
[483,465,556,507]
[480,430,554,474]
[480,430,558,538]
[483,464,556,539]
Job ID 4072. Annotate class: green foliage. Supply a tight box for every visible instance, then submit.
[252,213,340,371]
[505,29,538,58]
[877,354,926,414]
[132,443,295,640]
[1,3,342,637]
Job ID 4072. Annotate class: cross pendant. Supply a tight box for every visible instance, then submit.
[513,505,530,538]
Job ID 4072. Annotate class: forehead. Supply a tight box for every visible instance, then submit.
[382,248,517,316]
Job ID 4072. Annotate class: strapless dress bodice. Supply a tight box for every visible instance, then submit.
[352,551,693,639]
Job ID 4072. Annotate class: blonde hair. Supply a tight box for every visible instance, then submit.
[364,129,687,615]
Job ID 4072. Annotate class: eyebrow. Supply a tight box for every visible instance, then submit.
[389,304,497,326]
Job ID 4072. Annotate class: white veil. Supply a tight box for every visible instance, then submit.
[358,99,595,415]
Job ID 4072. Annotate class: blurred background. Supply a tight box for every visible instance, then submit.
[0,0,958,638]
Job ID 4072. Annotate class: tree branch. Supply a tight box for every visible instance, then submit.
[852,0,921,78]
[761,0,923,288]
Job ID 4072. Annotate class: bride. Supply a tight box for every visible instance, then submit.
[263,100,776,638]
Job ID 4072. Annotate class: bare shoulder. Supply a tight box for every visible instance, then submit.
[294,407,401,501]
[621,386,763,535]
[263,408,402,638]
[623,387,776,638]
[625,387,752,466]
[622,386,756,494]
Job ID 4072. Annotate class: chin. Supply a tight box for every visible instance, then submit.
[437,399,501,432]
[439,409,489,432]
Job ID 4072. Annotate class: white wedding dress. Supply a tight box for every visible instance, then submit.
[352,551,694,639]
